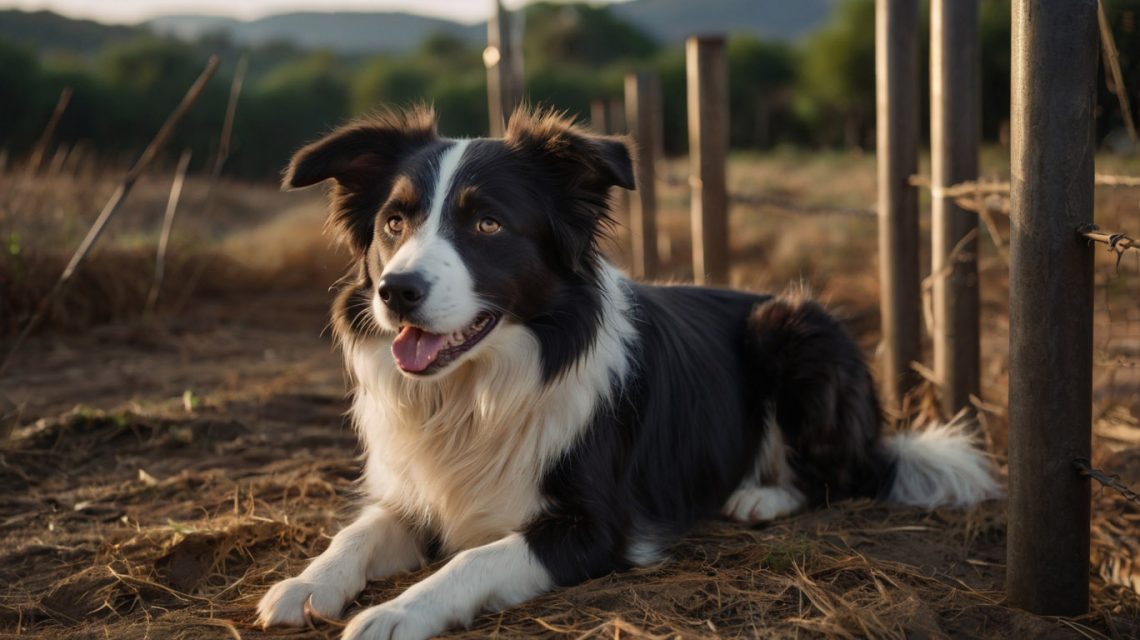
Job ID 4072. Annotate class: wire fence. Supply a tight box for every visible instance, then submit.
[666,168,1140,512]
[1076,458,1140,507]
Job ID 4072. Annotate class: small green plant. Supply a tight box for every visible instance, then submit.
[758,534,815,572]
[166,519,197,535]
[4,232,26,279]
[182,390,201,412]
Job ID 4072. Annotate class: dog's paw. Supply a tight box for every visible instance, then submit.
[256,576,350,628]
[722,486,805,523]
[342,601,443,640]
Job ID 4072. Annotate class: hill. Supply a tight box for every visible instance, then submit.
[0,2,835,58]
[0,9,143,56]
[611,0,835,42]
[148,11,483,54]
[146,0,832,53]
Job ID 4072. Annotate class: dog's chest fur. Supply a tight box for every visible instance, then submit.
[344,270,635,553]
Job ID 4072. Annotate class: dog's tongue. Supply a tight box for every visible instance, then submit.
[392,326,448,372]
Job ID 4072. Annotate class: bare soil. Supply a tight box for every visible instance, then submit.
[1,154,1137,639]
[2,285,1136,639]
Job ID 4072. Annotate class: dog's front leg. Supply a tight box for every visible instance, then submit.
[258,505,420,627]
[341,533,553,640]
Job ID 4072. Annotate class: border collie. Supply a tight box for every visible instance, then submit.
[257,107,998,640]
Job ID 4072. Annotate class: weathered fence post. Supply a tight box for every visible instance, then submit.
[590,99,608,134]
[485,0,522,137]
[607,99,627,135]
[625,72,661,280]
[931,0,980,416]
[875,0,921,410]
[1007,0,1097,616]
[686,35,729,285]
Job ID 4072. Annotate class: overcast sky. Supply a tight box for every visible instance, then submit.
[4,0,574,25]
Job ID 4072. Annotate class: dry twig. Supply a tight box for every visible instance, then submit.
[0,56,220,376]
[1098,0,1138,143]
[146,148,193,315]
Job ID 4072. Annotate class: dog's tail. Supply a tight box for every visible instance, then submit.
[881,418,1001,508]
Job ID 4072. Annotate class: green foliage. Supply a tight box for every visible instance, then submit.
[228,52,350,177]
[352,58,432,114]
[794,0,876,147]
[0,8,141,56]
[522,2,658,68]
[3,1,1138,179]
[728,36,797,148]
[0,41,46,151]
[979,0,1012,141]
[99,37,202,93]
[654,46,688,154]
[352,33,487,135]
[1097,0,1140,141]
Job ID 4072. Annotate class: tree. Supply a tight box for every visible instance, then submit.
[232,52,350,178]
[795,0,876,148]
[522,2,658,69]
[728,36,797,148]
[0,42,44,152]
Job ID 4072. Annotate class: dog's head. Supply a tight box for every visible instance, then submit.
[286,106,634,379]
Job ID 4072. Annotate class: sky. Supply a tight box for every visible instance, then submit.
[3,0,603,24]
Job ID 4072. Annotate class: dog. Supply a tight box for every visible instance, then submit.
[256,106,998,640]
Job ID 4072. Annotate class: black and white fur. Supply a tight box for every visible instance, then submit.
[257,107,999,640]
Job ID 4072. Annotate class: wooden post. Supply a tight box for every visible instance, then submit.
[1007,0,1097,616]
[607,98,627,134]
[931,0,980,416]
[625,72,661,280]
[590,99,608,133]
[686,35,729,285]
[485,0,521,137]
[875,0,921,409]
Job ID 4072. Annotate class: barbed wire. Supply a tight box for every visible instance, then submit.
[658,171,1139,221]
[659,174,877,217]
[1078,224,1139,268]
[1075,458,1140,507]
[906,174,1140,268]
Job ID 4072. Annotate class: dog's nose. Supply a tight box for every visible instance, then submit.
[378,272,430,315]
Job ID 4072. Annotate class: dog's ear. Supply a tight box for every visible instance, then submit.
[283,108,437,252]
[505,108,635,194]
[505,107,635,273]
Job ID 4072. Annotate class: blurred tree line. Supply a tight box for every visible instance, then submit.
[1,0,1137,180]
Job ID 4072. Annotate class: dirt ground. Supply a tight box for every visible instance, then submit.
[1,153,1138,639]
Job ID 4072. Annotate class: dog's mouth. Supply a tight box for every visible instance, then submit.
[391,311,501,375]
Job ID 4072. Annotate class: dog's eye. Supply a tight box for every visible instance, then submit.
[385,215,405,235]
[477,218,501,235]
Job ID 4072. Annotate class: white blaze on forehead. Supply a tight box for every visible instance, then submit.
[427,139,472,230]
[377,140,479,333]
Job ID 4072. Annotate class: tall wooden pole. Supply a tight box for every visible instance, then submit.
[607,99,627,135]
[590,99,608,133]
[875,0,921,410]
[1007,0,1097,616]
[686,35,729,285]
[625,72,661,280]
[931,0,980,416]
[485,0,521,137]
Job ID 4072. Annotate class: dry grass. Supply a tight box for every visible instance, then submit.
[1,148,1138,639]
[0,167,346,336]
